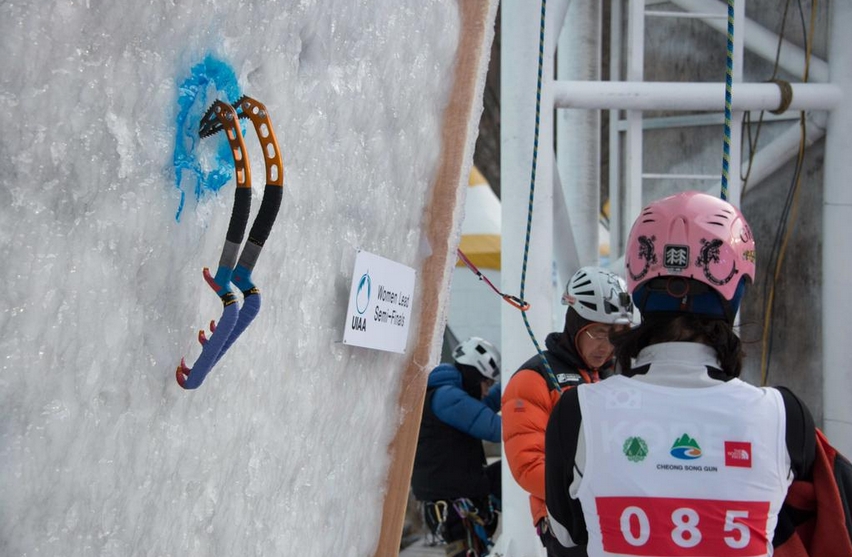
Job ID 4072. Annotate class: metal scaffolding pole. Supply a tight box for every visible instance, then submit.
[823,1,852,456]
[499,1,570,553]
[556,0,601,274]
[623,0,645,258]
[553,81,842,111]
[608,0,624,258]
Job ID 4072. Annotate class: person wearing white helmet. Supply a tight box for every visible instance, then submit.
[502,266,634,557]
[411,336,503,557]
[545,191,823,557]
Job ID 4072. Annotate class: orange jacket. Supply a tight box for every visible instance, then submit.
[502,333,602,526]
[502,368,562,525]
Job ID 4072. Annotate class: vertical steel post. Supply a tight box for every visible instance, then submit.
[499,0,569,554]
[823,0,852,456]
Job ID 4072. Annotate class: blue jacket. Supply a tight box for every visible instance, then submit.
[428,363,501,443]
[411,363,502,501]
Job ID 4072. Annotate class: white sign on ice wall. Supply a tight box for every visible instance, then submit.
[344,250,416,353]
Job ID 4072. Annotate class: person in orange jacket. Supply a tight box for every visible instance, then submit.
[502,266,634,556]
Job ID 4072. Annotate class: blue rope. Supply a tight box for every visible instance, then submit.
[519,0,560,393]
[721,0,735,201]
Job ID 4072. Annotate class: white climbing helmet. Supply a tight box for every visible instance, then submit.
[561,266,635,325]
[452,337,501,381]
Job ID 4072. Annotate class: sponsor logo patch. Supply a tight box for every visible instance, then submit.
[664,244,689,270]
[670,434,702,460]
[556,373,581,385]
[725,441,752,468]
[623,436,649,463]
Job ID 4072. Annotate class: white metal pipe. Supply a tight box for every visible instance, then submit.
[608,0,623,259]
[644,173,718,180]
[668,0,829,83]
[554,81,842,111]
[501,0,563,372]
[645,10,725,19]
[822,1,852,457]
[623,0,645,260]
[498,1,569,552]
[617,110,800,131]
[557,0,601,274]
[553,161,580,292]
[626,0,643,82]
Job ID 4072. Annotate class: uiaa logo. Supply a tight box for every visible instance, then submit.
[355,271,371,315]
[351,271,371,332]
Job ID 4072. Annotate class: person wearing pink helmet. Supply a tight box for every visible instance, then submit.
[544,191,819,557]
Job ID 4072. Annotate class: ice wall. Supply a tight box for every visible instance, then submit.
[0,1,464,555]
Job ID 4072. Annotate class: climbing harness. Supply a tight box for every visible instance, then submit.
[518,0,561,393]
[452,498,494,556]
[423,500,450,546]
[422,498,496,557]
[457,249,529,311]
[176,96,284,389]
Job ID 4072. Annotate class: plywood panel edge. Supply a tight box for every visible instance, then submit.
[374,1,500,555]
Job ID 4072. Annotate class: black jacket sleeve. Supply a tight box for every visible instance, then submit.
[545,386,589,549]
[775,386,816,480]
[772,385,817,548]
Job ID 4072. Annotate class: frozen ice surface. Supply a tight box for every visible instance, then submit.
[0,1,461,555]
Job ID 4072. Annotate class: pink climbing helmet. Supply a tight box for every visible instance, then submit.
[624,191,755,320]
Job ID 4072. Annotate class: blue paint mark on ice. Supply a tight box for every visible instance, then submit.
[172,55,242,221]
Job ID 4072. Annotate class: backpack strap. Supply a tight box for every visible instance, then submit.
[775,386,816,480]
[772,386,816,549]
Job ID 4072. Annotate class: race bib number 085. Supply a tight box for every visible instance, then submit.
[595,496,770,556]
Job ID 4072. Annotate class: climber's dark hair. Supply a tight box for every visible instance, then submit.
[610,313,743,379]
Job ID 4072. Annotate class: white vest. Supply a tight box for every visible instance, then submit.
[576,375,790,557]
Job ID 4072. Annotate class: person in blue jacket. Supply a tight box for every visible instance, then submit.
[411,336,502,557]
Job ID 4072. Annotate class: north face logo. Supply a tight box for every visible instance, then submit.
[725,441,752,468]
[557,373,581,384]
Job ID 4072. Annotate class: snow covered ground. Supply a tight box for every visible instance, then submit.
[0,1,467,555]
